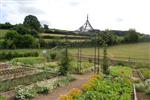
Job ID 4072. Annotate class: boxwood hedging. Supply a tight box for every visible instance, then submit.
[0,51,39,60]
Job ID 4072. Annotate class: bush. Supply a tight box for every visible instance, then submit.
[50,52,56,60]
[0,51,39,60]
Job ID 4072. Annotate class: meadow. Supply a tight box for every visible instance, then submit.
[69,42,150,62]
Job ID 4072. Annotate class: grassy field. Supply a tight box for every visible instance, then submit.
[40,33,87,38]
[0,42,149,63]
[69,42,150,62]
[44,39,88,42]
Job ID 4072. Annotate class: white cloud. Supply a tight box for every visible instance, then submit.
[0,0,150,34]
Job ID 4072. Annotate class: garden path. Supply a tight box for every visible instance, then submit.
[33,73,93,100]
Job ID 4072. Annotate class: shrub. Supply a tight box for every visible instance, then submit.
[50,52,56,60]
[0,51,39,60]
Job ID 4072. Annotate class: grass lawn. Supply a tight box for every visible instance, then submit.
[69,42,150,62]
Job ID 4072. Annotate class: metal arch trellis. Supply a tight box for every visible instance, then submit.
[75,15,101,73]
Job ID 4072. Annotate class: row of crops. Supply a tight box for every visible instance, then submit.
[59,66,133,100]
[0,71,56,92]
[0,68,36,81]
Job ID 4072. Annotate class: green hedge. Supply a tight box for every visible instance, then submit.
[0,51,39,60]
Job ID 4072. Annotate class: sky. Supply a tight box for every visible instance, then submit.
[0,0,150,34]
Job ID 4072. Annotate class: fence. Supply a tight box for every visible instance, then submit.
[71,54,150,67]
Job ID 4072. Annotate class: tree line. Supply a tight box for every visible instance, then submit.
[0,15,150,49]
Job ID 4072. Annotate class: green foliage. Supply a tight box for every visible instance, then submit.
[50,52,57,60]
[0,96,7,100]
[3,30,39,49]
[11,57,46,65]
[0,51,39,60]
[0,22,14,29]
[15,86,36,100]
[135,79,150,95]
[23,15,41,31]
[0,71,55,92]
[34,86,49,94]
[110,66,132,77]
[14,75,75,100]
[70,61,93,73]
[102,44,109,75]
[74,76,132,100]
[140,68,150,79]
[125,29,139,43]
[59,49,71,75]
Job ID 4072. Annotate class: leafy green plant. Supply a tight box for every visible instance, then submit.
[73,75,132,100]
[135,79,150,95]
[140,68,150,79]
[110,66,132,77]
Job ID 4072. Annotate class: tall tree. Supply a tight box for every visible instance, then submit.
[125,29,139,43]
[23,15,41,31]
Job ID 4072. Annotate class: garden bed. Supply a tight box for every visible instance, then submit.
[0,71,56,92]
[59,74,133,100]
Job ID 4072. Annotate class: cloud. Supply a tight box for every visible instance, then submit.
[115,18,124,22]
[0,0,150,34]
[18,7,44,15]
[69,1,80,6]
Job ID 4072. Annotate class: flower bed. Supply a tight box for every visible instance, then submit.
[59,74,133,100]
[14,76,75,100]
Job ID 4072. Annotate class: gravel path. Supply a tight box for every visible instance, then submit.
[33,73,93,100]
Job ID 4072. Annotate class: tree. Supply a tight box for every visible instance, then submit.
[44,24,49,30]
[3,30,19,49]
[15,24,31,35]
[3,30,39,49]
[23,15,41,31]
[0,22,14,29]
[124,29,139,43]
